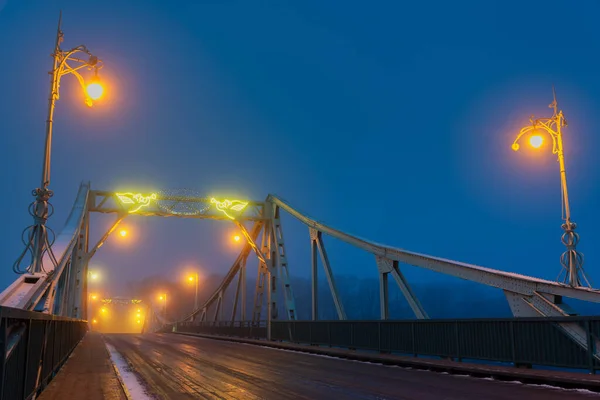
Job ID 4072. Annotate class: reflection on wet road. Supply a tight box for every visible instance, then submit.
[104,333,599,400]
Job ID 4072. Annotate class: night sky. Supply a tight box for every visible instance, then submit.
[1,1,600,301]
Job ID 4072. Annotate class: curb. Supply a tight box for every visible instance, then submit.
[171,331,600,393]
[102,336,133,400]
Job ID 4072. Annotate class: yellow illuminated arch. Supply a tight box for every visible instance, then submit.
[116,192,158,213]
[210,198,249,220]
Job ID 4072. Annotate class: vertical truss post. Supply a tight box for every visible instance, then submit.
[270,202,297,320]
[310,229,318,320]
[266,266,273,340]
[311,228,346,320]
[70,203,90,319]
[265,205,279,322]
[379,271,389,320]
[376,256,428,319]
[252,223,268,322]
[240,257,246,321]
[213,292,223,323]
[231,263,243,325]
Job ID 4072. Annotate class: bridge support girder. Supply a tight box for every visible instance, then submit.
[375,256,428,320]
[504,289,600,362]
[310,228,346,320]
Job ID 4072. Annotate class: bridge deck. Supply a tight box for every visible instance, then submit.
[103,333,597,399]
[38,332,127,400]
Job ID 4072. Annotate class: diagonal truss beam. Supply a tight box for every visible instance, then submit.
[310,228,346,320]
[269,196,600,304]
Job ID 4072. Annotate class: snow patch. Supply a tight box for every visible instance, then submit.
[105,342,154,400]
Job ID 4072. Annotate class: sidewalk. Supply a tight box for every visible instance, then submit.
[174,331,600,392]
[38,332,128,400]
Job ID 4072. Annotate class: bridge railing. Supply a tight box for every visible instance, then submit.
[173,317,600,374]
[0,306,87,400]
[175,320,267,339]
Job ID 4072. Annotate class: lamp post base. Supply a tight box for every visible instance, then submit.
[558,221,590,288]
[12,187,58,275]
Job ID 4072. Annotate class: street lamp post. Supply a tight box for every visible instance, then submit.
[159,294,167,319]
[511,89,590,287]
[13,12,104,275]
[188,273,199,310]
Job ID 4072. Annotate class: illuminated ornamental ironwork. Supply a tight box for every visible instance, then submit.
[511,89,590,287]
[13,13,105,275]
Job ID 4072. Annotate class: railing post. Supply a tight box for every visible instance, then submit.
[21,319,32,397]
[510,320,516,365]
[454,321,461,362]
[411,321,416,357]
[0,312,6,400]
[585,320,595,374]
[378,321,382,353]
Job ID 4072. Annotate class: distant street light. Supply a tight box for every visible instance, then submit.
[511,88,590,287]
[119,229,128,238]
[13,12,105,275]
[89,271,99,281]
[233,234,241,242]
[158,293,167,319]
[187,273,199,310]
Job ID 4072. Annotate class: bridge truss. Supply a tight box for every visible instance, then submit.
[2,182,600,361]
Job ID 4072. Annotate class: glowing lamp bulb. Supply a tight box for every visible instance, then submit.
[92,319,97,324]
[529,135,543,149]
[86,82,104,100]
[188,276,194,282]
[101,308,106,314]
[119,229,127,237]
[233,235,241,242]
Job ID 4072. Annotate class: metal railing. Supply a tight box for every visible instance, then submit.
[174,317,600,373]
[0,306,87,400]
[175,320,267,339]
[272,317,600,373]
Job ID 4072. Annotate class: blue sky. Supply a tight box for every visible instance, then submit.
[1,1,600,300]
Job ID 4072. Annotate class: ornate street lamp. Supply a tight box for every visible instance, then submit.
[13,12,104,275]
[511,89,590,287]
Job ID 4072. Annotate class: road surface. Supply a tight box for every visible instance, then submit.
[104,333,598,400]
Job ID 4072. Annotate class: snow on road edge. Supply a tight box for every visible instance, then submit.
[105,342,154,400]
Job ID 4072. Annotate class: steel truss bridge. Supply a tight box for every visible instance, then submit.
[1,182,600,398]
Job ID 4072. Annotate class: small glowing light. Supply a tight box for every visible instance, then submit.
[86,82,104,100]
[90,294,97,300]
[101,308,106,314]
[92,319,97,324]
[188,276,194,282]
[159,295,164,301]
[116,192,158,213]
[529,135,543,148]
[137,320,141,324]
[90,273,98,280]
[137,309,141,313]
[210,198,249,220]
[233,235,241,242]
[119,229,127,237]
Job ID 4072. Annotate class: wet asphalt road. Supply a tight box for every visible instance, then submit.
[104,333,599,400]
